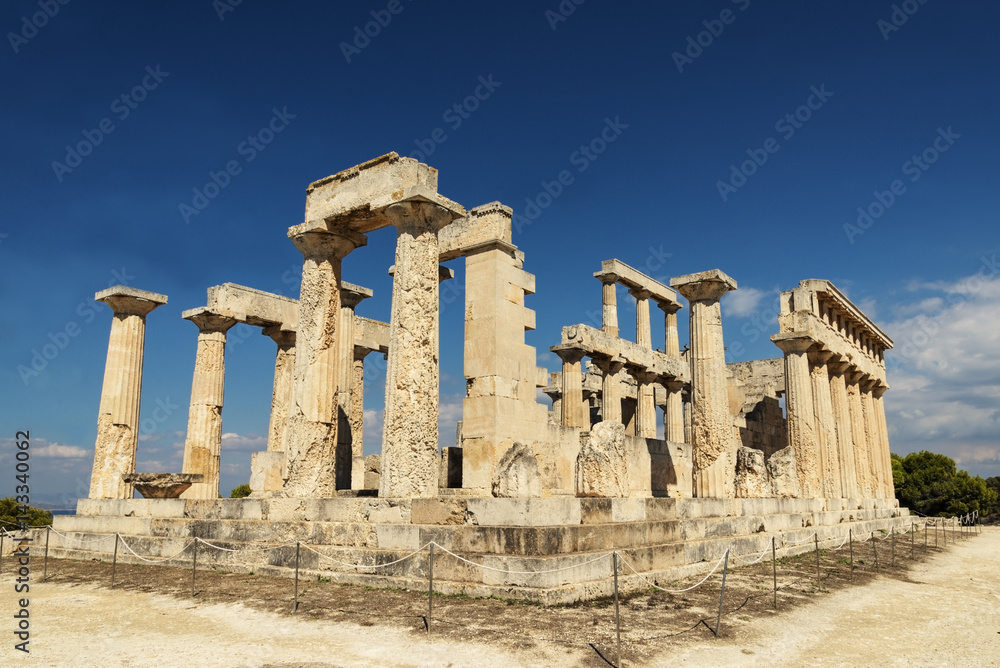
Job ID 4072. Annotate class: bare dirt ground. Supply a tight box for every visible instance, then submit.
[1,524,996,667]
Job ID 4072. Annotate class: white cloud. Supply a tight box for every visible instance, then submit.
[722,287,769,318]
[220,432,267,451]
[34,443,88,458]
[883,260,1000,478]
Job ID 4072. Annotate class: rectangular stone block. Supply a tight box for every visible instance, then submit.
[411,498,467,525]
[376,524,421,550]
[465,498,581,527]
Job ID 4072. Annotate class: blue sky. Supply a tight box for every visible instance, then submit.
[1,1,997,505]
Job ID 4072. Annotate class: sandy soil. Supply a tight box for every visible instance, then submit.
[1,526,996,667]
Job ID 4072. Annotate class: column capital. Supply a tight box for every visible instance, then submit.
[808,349,835,366]
[290,227,367,260]
[628,287,652,302]
[95,286,168,317]
[591,354,625,375]
[670,269,737,303]
[262,325,296,348]
[845,369,864,385]
[353,345,374,361]
[551,345,587,365]
[871,382,888,398]
[655,299,683,315]
[182,307,239,334]
[771,332,816,355]
[827,357,851,375]
[340,281,374,310]
[385,199,459,234]
[662,378,686,392]
[629,368,659,384]
[595,272,620,286]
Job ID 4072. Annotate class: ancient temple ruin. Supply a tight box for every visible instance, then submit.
[56,153,908,603]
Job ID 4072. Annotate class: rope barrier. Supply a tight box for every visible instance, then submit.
[48,525,122,544]
[117,535,193,563]
[432,543,615,575]
[729,541,773,565]
[193,537,285,554]
[618,550,727,594]
[300,542,431,570]
[782,531,818,546]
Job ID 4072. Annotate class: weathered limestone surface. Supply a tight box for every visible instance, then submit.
[181,308,238,500]
[767,446,800,498]
[671,270,738,498]
[575,421,630,498]
[349,349,369,490]
[284,228,366,497]
[809,351,841,499]
[727,358,787,459]
[89,287,167,500]
[491,442,542,498]
[828,359,860,498]
[380,201,456,498]
[263,327,295,456]
[772,334,817,498]
[336,282,371,490]
[846,371,873,498]
[734,447,768,498]
[124,473,203,499]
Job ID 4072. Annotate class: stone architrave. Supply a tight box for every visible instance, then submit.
[284,227,367,498]
[379,201,454,499]
[336,283,372,490]
[828,359,860,499]
[180,308,238,500]
[809,350,842,499]
[554,347,588,429]
[663,379,686,443]
[671,270,738,498]
[89,287,167,500]
[772,334,818,498]
[845,370,873,498]
[575,421,629,497]
[492,442,542,498]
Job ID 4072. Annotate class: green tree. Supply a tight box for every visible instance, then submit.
[229,484,252,499]
[893,451,998,518]
[985,477,1000,518]
[0,497,53,528]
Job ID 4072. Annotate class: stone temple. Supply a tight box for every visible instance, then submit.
[52,153,911,603]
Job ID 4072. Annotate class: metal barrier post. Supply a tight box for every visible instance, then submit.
[910,523,914,560]
[714,549,730,638]
[849,528,854,579]
[427,543,434,634]
[294,542,300,614]
[814,533,820,580]
[872,533,878,572]
[1,532,4,573]
[43,525,50,581]
[613,552,622,667]
[192,538,198,597]
[771,536,777,609]
[891,526,895,568]
[111,534,119,589]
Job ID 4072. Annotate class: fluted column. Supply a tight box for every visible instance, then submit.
[350,347,372,489]
[380,201,456,498]
[671,270,738,498]
[663,379,686,443]
[336,284,371,490]
[554,347,588,429]
[263,327,296,455]
[632,288,652,348]
[846,370,873,498]
[632,369,658,438]
[601,278,619,337]
[772,334,818,498]
[809,350,841,499]
[658,303,682,358]
[828,359,860,499]
[89,287,167,499]
[872,383,893,499]
[284,227,367,497]
[181,309,238,500]
[593,356,625,423]
[860,378,884,498]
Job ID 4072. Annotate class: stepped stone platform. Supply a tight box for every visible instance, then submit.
[42,496,911,604]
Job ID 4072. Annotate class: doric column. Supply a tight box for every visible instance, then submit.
[600,277,619,337]
[631,288,652,348]
[671,270,738,498]
[336,283,372,490]
[380,201,455,498]
[262,326,295,455]
[860,377,884,498]
[89,287,167,499]
[809,350,841,499]
[180,308,238,500]
[592,356,625,423]
[663,379,686,443]
[554,347,588,429]
[872,383,893,499]
[350,347,372,489]
[658,302,682,358]
[284,227,367,497]
[828,359,860,499]
[772,334,818,498]
[632,369,658,438]
[845,370,873,498]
